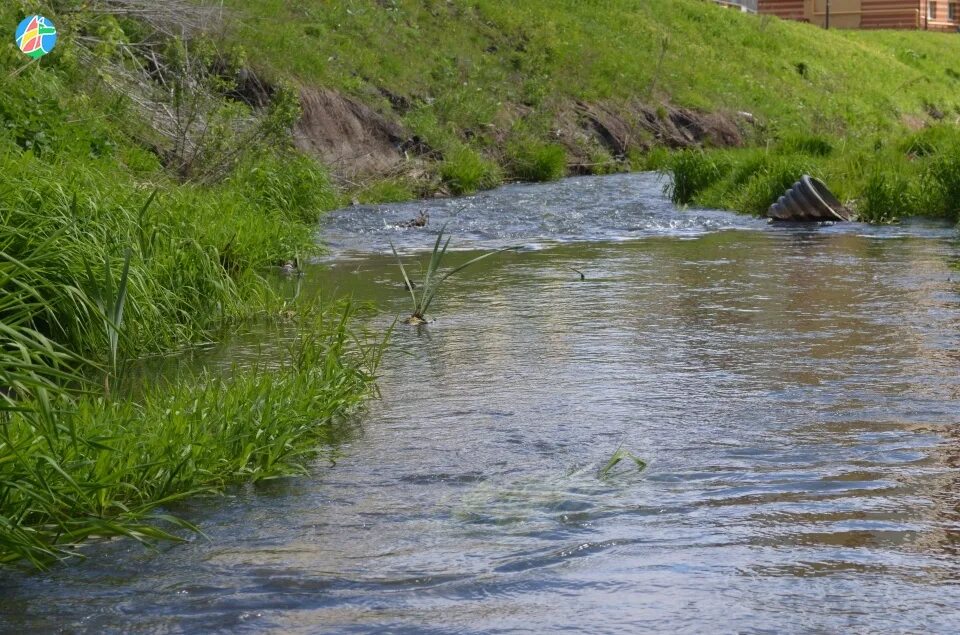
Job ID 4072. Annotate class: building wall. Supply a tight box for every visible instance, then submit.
[921,0,960,31]
[861,0,920,29]
[757,0,807,20]
[756,0,959,29]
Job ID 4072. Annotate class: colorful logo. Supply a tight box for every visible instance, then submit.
[16,15,57,59]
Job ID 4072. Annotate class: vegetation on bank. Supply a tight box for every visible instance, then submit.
[223,0,960,218]
[0,2,378,567]
[665,124,960,222]
[0,301,382,567]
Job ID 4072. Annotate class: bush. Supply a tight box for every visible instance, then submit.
[440,146,503,195]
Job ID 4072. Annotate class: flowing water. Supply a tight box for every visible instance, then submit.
[3,173,960,633]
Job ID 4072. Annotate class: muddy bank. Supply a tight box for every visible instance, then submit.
[288,84,751,187]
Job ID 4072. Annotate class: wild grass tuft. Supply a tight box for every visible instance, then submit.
[664,150,728,205]
[439,147,503,195]
[506,142,568,182]
[390,227,518,325]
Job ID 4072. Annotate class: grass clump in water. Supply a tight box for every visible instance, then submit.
[390,227,518,325]
[664,150,728,205]
[597,446,647,478]
[506,141,568,182]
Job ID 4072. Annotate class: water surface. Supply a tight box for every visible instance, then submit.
[2,173,960,633]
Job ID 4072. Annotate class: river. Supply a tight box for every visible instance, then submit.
[2,173,959,633]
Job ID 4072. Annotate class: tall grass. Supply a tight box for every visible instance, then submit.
[664,150,728,205]
[663,124,960,221]
[506,142,568,182]
[0,299,383,567]
[439,146,503,195]
[0,8,377,569]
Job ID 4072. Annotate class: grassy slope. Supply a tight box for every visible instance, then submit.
[224,0,960,215]
[228,0,960,143]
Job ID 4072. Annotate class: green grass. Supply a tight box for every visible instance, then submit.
[0,3,379,568]
[665,124,960,220]
[439,146,503,195]
[506,141,567,182]
[215,0,960,217]
[0,300,383,567]
[226,0,960,131]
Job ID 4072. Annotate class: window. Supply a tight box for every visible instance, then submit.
[950,3,957,21]
[929,1,937,20]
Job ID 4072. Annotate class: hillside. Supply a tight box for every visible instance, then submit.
[222,0,960,203]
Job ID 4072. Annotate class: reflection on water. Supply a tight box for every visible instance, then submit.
[2,174,960,633]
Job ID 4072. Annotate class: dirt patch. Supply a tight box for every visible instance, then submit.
[556,101,746,171]
[294,87,411,177]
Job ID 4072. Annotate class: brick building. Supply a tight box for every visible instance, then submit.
[737,0,959,30]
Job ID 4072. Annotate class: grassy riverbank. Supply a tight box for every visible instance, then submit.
[0,3,379,567]
[224,0,960,217]
[666,124,960,222]
[1,302,382,567]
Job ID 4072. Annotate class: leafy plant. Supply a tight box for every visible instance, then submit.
[390,227,518,324]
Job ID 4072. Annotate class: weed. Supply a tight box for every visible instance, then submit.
[390,227,518,324]
[597,446,647,478]
[439,146,503,195]
[664,150,728,205]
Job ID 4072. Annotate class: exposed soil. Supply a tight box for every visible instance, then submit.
[290,86,750,186]
[559,101,747,171]
[294,87,412,177]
